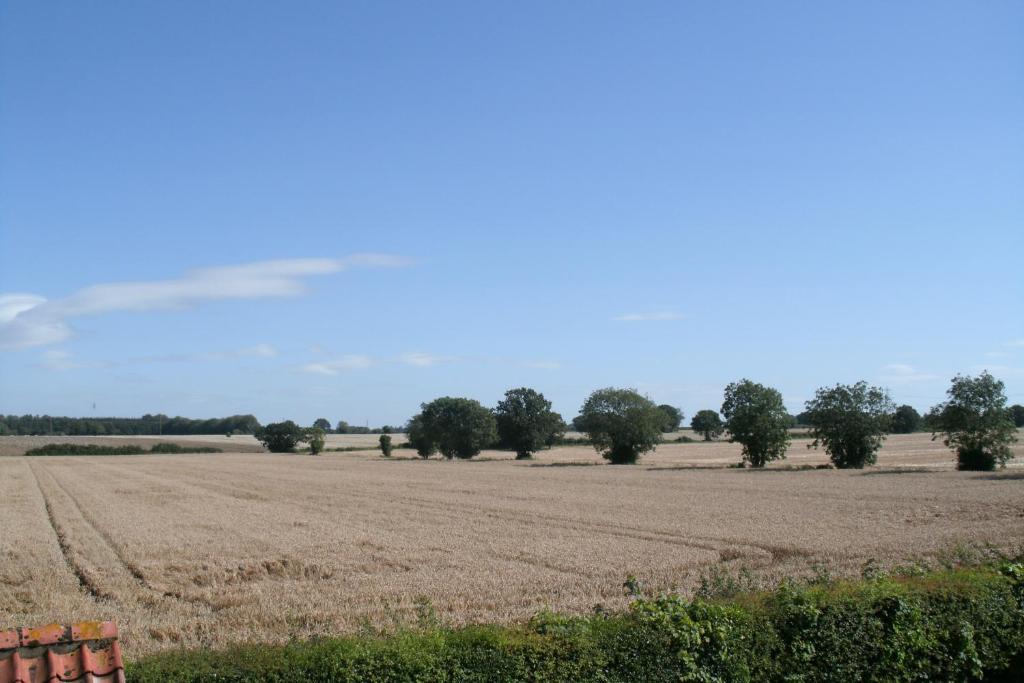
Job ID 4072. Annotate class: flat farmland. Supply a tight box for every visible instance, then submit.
[1,433,1022,657]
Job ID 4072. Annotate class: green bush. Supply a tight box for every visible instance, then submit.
[379,434,393,457]
[255,420,306,453]
[149,443,222,454]
[126,564,1024,682]
[25,443,147,456]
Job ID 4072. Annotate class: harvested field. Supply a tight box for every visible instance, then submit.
[1,432,1022,657]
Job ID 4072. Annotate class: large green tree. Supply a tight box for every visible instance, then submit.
[890,405,922,434]
[803,382,894,468]
[1010,404,1024,428]
[494,387,564,459]
[656,404,684,432]
[312,418,332,432]
[690,410,724,441]
[578,388,664,464]
[721,380,791,467]
[416,397,498,459]
[930,372,1018,471]
[255,420,306,453]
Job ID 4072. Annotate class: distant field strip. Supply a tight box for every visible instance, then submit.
[1,432,1022,657]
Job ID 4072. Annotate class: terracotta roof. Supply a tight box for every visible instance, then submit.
[0,621,124,683]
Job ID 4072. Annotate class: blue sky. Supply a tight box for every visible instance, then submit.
[1,1,1021,426]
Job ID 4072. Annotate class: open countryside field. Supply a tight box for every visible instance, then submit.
[1,432,1023,658]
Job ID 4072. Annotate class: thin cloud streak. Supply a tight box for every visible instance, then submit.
[298,355,376,375]
[878,363,939,384]
[0,254,409,350]
[612,311,684,322]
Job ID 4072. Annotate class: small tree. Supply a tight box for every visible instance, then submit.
[405,415,436,458]
[656,404,684,433]
[578,388,664,464]
[307,427,326,455]
[721,379,791,467]
[494,387,564,459]
[312,418,332,432]
[379,433,393,457]
[890,405,922,434]
[255,420,306,453]
[803,382,894,469]
[1010,404,1024,428]
[417,397,498,459]
[690,410,724,441]
[930,371,1018,471]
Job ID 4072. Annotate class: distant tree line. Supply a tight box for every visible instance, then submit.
[0,413,260,436]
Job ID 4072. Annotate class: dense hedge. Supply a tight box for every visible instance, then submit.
[24,443,148,456]
[24,443,222,455]
[127,563,1024,682]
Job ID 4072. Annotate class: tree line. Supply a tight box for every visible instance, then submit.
[388,373,1018,471]
[0,413,261,436]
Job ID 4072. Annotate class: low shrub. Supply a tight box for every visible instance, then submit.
[149,443,222,454]
[24,443,222,456]
[126,563,1024,682]
[25,443,147,456]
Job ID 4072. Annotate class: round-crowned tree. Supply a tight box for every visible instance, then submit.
[578,388,664,464]
[803,382,894,468]
[494,387,565,459]
[690,409,724,441]
[656,404,684,433]
[930,371,1018,471]
[1010,404,1024,428]
[312,418,332,432]
[417,397,498,459]
[721,380,791,467]
[405,414,436,458]
[890,405,922,434]
[255,420,306,452]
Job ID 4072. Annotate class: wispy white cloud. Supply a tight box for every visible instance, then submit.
[519,360,561,369]
[36,350,108,372]
[1005,339,1024,348]
[298,355,375,375]
[38,344,280,371]
[612,311,684,322]
[399,352,456,367]
[878,363,939,384]
[0,255,409,350]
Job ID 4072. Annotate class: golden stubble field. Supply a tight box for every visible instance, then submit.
[1,432,1022,657]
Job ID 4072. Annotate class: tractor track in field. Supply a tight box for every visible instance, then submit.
[29,460,213,613]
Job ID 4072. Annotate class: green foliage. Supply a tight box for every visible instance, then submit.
[312,418,332,432]
[890,404,922,434]
[1009,404,1024,428]
[415,397,498,459]
[494,387,565,459]
[930,371,1018,470]
[379,434,393,457]
[24,443,222,455]
[125,564,1024,683]
[0,414,260,436]
[25,443,147,456]
[690,409,724,441]
[577,388,664,464]
[804,381,895,469]
[405,414,437,458]
[721,379,792,467]
[148,443,221,454]
[655,404,683,432]
[306,427,326,455]
[255,420,306,453]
